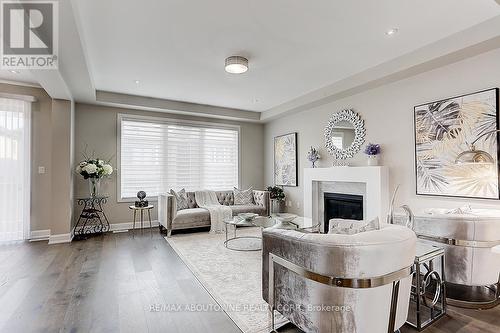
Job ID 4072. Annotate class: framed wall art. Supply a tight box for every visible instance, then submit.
[274,132,298,187]
[414,88,500,199]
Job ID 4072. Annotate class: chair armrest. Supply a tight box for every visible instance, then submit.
[253,190,270,216]
[158,193,177,230]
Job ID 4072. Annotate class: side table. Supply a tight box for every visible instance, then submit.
[129,205,154,232]
[406,241,446,331]
[74,196,110,240]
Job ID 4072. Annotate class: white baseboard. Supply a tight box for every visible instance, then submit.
[29,229,50,241]
[48,233,73,244]
[110,220,159,232]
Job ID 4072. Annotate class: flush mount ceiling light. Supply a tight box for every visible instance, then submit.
[134,80,140,84]
[225,56,248,74]
[385,28,399,36]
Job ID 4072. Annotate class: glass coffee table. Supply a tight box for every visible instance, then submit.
[223,215,320,251]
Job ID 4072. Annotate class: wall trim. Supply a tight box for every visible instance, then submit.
[48,233,73,244]
[29,229,50,241]
[110,220,159,232]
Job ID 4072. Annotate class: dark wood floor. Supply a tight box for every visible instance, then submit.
[0,230,498,333]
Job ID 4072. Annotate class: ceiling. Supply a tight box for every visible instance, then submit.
[72,0,500,112]
[0,70,38,86]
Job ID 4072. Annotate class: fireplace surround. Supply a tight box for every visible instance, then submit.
[304,167,389,232]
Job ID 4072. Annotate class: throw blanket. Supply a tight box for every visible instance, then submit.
[195,190,232,233]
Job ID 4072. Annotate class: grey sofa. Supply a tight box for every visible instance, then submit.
[158,190,270,236]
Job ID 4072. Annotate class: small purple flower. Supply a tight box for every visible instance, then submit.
[364,143,381,156]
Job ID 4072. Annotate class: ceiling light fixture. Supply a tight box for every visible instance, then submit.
[9,70,19,74]
[385,28,399,36]
[225,56,248,74]
[134,80,140,84]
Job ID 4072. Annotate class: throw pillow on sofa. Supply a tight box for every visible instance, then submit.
[170,188,189,211]
[233,187,254,205]
[328,217,380,235]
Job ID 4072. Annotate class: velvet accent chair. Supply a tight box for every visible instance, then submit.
[406,209,500,308]
[262,224,416,333]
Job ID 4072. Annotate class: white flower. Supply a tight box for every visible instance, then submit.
[79,161,88,168]
[83,163,98,174]
[76,165,82,173]
[102,164,113,176]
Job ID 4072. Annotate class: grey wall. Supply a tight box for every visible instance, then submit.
[265,48,500,215]
[74,103,265,224]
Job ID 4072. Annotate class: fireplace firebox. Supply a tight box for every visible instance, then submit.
[323,192,363,233]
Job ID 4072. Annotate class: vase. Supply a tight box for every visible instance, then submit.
[367,155,379,166]
[270,199,285,214]
[89,178,101,197]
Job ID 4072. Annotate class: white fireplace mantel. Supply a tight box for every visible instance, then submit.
[304,166,390,224]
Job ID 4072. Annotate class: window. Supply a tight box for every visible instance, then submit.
[119,115,239,199]
[0,98,30,241]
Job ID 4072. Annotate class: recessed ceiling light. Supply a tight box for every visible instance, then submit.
[9,70,19,74]
[225,56,248,74]
[134,80,140,84]
[385,28,399,36]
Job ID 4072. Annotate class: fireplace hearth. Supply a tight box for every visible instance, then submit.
[323,192,363,233]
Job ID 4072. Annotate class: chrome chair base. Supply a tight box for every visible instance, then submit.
[446,282,499,309]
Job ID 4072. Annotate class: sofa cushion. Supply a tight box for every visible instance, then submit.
[173,208,210,227]
[328,217,380,235]
[216,191,234,205]
[185,192,198,208]
[231,204,266,216]
[170,188,189,211]
[233,187,254,205]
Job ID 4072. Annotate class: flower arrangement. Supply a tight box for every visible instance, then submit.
[76,150,114,197]
[364,143,381,156]
[267,186,285,202]
[76,158,113,179]
[307,146,321,168]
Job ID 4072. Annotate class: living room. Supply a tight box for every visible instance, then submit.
[0,1,499,332]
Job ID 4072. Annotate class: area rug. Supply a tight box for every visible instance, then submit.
[165,227,288,333]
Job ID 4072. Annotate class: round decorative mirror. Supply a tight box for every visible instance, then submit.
[324,109,366,159]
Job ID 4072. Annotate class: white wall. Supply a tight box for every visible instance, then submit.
[265,48,500,215]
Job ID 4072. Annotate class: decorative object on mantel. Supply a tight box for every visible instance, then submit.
[267,185,285,214]
[76,151,114,197]
[364,143,381,166]
[135,191,149,207]
[274,132,298,186]
[331,159,350,167]
[306,146,321,168]
[414,88,499,199]
[324,109,365,160]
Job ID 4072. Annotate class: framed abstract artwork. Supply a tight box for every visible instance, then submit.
[414,88,500,199]
[274,132,298,187]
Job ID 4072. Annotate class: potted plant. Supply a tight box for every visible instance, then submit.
[364,143,381,166]
[267,185,285,214]
[76,153,114,197]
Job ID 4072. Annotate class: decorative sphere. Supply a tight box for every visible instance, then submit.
[137,191,146,200]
